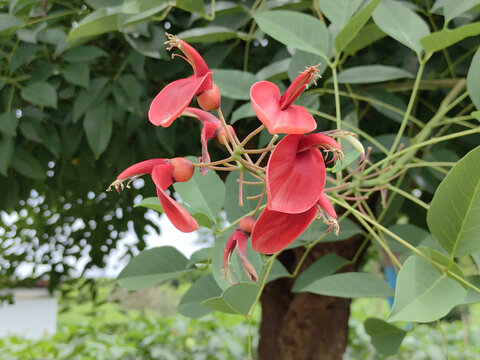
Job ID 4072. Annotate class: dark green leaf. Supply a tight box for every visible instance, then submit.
[288,50,326,82]
[118,0,172,28]
[63,45,108,62]
[343,23,386,56]
[364,318,407,356]
[21,82,57,108]
[83,101,113,158]
[427,146,480,256]
[231,103,256,124]
[12,147,46,180]
[112,74,141,112]
[134,197,163,213]
[467,48,480,110]
[67,7,121,43]
[62,63,90,89]
[117,246,191,290]
[176,0,205,15]
[0,136,14,176]
[10,44,42,72]
[73,77,109,122]
[0,111,19,136]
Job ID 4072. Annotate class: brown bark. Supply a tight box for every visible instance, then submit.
[258,235,366,360]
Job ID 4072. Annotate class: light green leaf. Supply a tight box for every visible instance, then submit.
[176,0,205,15]
[186,247,213,268]
[298,272,394,298]
[83,101,113,158]
[256,58,291,81]
[389,256,466,322]
[335,0,382,53]
[467,48,480,110]
[317,0,362,28]
[211,69,258,100]
[12,147,46,180]
[331,150,361,172]
[178,274,222,318]
[63,45,108,62]
[421,23,480,53]
[117,246,191,290]
[288,50,326,82]
[344,23,386,56]
[299,217,362,244]
[177,26,246,43]
[118,0,172,27]
[440,0,480,22]
[267,260,290,283]
[336,65,414,84]
[292,254,349,292]
[21,82,57,108]
[427,146,480,256]
[0,14,22,32]
[67,7,121,43]
[373,0,430,54]
[174,162,225,221]
[231,103,256,124]
[384,223,432,254]
[202,282,259,315]
[254,10,329,58]
[462,275,480,304]
[62,63,90,89]
[417,246,465,283]
[364,318,407,356]
[134,197,163,213]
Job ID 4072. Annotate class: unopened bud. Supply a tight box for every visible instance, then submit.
[197,83,221,111]
[239,215,256,234]
[214,125,235,145]
[170,158,194,182]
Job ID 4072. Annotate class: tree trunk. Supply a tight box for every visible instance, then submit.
[258,236,366,360]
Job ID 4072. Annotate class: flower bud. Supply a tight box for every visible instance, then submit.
[170,158,194,182]
[197,83,221,111]
[214,125,235,145]
[239,215,256,234]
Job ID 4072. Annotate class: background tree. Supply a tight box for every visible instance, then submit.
[1,1,480,359]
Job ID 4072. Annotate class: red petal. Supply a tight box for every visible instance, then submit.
[317,193,337,219]
[250,81,317,134]
[251,207,317,254]
[267,135,325,214]
[297,133,341,153]
[149,73,212,127]
[151,164,199,233]
[222,229,249,270]
[176,39,211,78]
[116,159,168,180]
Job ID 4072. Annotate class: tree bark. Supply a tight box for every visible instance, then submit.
[258,235,366,360]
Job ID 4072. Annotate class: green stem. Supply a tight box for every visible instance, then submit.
[387,184,429,210]
[331,65,342,130]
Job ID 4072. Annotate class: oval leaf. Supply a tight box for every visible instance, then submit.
[178,274,222,318]
[467,48,480,110]
[20,82,57,108]
[421,22,480,54]
[336,65,414,84]
[427,146,480,256]
[364,318,407,356]
[211,69,258,100]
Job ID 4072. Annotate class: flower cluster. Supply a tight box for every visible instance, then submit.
[108,35,355,281]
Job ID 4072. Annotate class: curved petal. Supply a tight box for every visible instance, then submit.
[251,206,317,254]
[183,107,221,126]
[297,133,341,153]
[222,229,249,269]
[250,81,282,133]
[151,164,199,233]
[266,135,325,214]
[250,81,316,134]
[317,193,337,219]
[116,159,168,180]
[270,105,317,134]
[149,73,212,127]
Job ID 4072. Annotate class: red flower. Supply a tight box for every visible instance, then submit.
[250,66,320,134]
[252,133,342,254]
[266,133,342,214]
[149,34,215,127]
[181,107,235,174]
[108,158,199,233]
[223,216,258,282]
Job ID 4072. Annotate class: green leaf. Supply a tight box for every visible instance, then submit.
[177,26,246,43]
[462,275,480,304]
[292,254,349,292]
[366,90,406,123]
[0,136,14,176]
[67,7,121,43]
[83,101,113,158]
[299,217,361,244]
[176,0,205,15]
[112,74,141,112]
[467,48,480,110]
[297,272,394,298]
[10,44,43,73]
[231,103,256,124]
[118,0,172,27]
[0,14,22,32]
[211,69,258,100]
[336,65,413,84]
[174,161,225,221]
[439,0,480,22]
[267,260,290,283]
[117,246,191,290]
[421,23,480,54]
[62,63,90,89]
[178,274,222,318]
[388,255,466,322]
[335,0,382,54]
[256,58,291,81]
[11,147,46,180]
[384,223,432,254]
[427,146,480,256]
[373,0,430,54]
[73,77,109,122]
[186,247,213,268]
[0,111,19,136]
[331,150,361,172]
[254,10,329,58]
[364,318,407,356]
[20,82,57,108]
[343,23,386,56]
[63,45,108,62]
[317,0,362,28]
[202,282,259,315]
[417,246,465,283]
[288,50,326,82]
[134,196,163,213]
